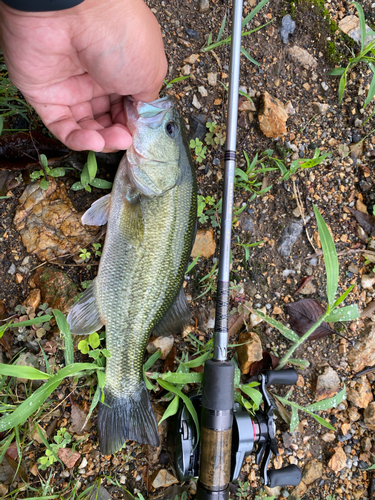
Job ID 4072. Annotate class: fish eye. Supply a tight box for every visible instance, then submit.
[165,121,178,138]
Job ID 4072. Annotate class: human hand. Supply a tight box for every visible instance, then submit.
[0,0,167,152]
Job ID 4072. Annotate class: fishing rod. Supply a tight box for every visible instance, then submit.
[168,0,302,497]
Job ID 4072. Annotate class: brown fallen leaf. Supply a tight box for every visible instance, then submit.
[70,398,90,434]
[286,298,335,340]
[294,276,313,295]
[57,448,81,469]
[0,330,13,358]
[349,208,375,236]
[249,350,280,377]
[228,311,246,338]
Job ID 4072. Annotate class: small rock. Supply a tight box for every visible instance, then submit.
[348,324,375,372]
[277,219,304,258]
[188,114,207,142]
[299,280,317,295]
[347,375,373,409]
[259,91,290,138]
[264,486,281,497]
[89,485,113,500]
[192,95,201,109]
[321,82,329,91]
[191,229,216,258]
[322,432,336,442]
[361,273,375,289]
[339,15,375,45]
[347,406,361,422]
[151,469,179,489]
[184,54,199,65]
[7,263,16,275]
[290,481,307,500]
[328,446,347,472]
[181,64,191,76]
[23,289,41,309]
[14,180,99,262]
[198,86,208,97]
[287,45,318,68]
[313,102,330,115]
[207,72,217,86]
[364,402,375,430]
[199,0,210,13]
[147,336,174,360]
[241,216,255,234]
[186,29,200,39]
[315,366,341,401]
[29,266,78,314]
[57,448,81,469]
[15,273,23,284]
[238,99,256,112]
[15,353,41,383]
[280,15,296,44]
[236,331,263,374]
[303,459,323,485]
[250,307,267,327]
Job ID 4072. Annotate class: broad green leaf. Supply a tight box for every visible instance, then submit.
[53,310,74,366]
[217,13,227,42]
[40,178,49,190]
[88,332,100,349]
[154,371,203,384]
[328,67,346,76]
[89,178,113,189]
[0,363,102,431]
[78,340,89,355]
[333,284,355,308]
[0,364,51,380]
[235,168,249,182]
[242,0,269,27]
[313,205,338,308]
[159,395,180,425]
[143,350,162,372]
[157,379,200,446]
[307,412,335,430]
[40,154,48,169]
[87,151,97,181]
[48,168,66,178]
[36,425,63,467]
[306,386,346,412]
[182,351,210,368]
[240,385,262,409]
[290,405,299,433]
[97,370,106,388]
[253,309,299,342]
[81,163,90,187]
[71,182,84,191]
[240,46,260,66]
[325,304,359,323]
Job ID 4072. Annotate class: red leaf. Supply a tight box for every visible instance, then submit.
[349,208,375,236]
[285,298,335,340]
[249,350,280,377]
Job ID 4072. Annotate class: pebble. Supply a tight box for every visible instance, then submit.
[321,82,328,91]
[192,95,201,109]
[287,45,317,68]
[258,91,289,138]
[185,28,200,39]
[236,331,263,374]
[198,86,208,97]
[147,336,174,360]
[191,229,216,258]
[199,0,210,13]
[315,366,341,401]
[280,15,296,44]
[277,219,304,258]
[207,72,217,86]
[348,325,375,372]
[7,263,16,275]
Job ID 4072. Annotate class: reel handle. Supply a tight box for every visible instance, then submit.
[263,368,298,387]
[267,465,302,488]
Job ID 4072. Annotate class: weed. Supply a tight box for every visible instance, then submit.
[235,236,263,262]
[0,57,31,126]
[203,0,273,66]
[235,479,250,499]
[71,151,113,192]
[234,150,277,200]
[38,427,72,470]
[93,242,102,257]
[164,75,190,89]
[189,138,207,163]
[78,332,111,361]
[254,490,276,500]
[329,2,375,117]
[197,195,219,226]
[198,261,218,297]
[79,248,91,261]
[205,121,226,147]
[9,302,52,340]
[30,154,69,190]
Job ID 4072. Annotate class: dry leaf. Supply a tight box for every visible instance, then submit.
[249,350,280,377]
[349,208,375,236]
[57,448,81,469]
[286,298,335,340]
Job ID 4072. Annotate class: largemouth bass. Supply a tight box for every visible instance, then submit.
[67,97,197,455]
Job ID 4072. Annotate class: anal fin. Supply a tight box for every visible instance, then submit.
[152,287,190,337]
[67,278,104,335]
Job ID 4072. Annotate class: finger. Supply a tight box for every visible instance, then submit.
[31,100,106,151]
[98,124,132,151]
[109,95,127,126]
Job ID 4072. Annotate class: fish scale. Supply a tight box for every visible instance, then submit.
[67,96,197,454]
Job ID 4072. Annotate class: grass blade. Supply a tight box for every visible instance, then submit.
[242,0,269,27]
[333,284,355,308]
[251,308,299,342]
[325,304,359,322]
[216,13,227,42]
[364,63,375,107]
[313,205,338,308]
[53,310,74,366]
[0,363,101,431]
[0,364,51,380]
[240,46,260,66]
[338,70,348,103]
[158,395,180,425]
[353,2,366,51]
[87,151,97,180]
[306,386,346,412]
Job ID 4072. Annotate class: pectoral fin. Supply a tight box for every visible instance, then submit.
[81,194,111,226]
[152,287,190,337]
[67,279,104,335]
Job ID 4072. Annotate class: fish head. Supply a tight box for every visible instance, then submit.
[125,97,183,197]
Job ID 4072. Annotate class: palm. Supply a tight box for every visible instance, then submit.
[0,0,167,151]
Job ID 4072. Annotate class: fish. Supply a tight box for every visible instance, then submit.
[67,96,197,455]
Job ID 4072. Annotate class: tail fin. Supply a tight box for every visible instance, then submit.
[97,383,160,455]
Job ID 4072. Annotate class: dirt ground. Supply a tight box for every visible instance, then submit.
[1,0,375,499]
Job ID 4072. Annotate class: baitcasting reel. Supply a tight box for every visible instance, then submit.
[168,368,302,489]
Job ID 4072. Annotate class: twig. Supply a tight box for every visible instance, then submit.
[356,365,375,377]
[305,248,375,260]
[292,180,317,253]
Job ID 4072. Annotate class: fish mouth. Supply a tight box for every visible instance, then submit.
[125,96,174,134]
